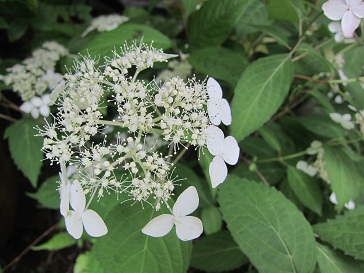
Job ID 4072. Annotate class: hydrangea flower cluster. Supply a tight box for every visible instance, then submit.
[1,41,68,101]
[81,14,129,37]
[39,41,239,240]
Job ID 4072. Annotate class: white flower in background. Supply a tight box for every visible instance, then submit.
[296,160,318,177]
[330,192,355,209]
[330,112,355,130]
[206,126,239,188]
[20,94,50,119]
[41,70,63,90]
[82,14,129,37]
[328,22,355,42]
[206,77,231,126]
[142,186,203,241]
[2,41,68,101]
[322,0,364,37]
[64,180,108,239]
[155,52,192,83]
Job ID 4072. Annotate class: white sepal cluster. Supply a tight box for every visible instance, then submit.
[206,77,232,126]
[296,160,318,177]
[322,0,364,38]
[142,186,203,241]
[206,125,239,188]
[19,94,50,119]
[61,179,108,239]
[329,112,355,130]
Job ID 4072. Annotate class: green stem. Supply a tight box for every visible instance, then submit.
[172,143,191,165]
[257,150,307,164]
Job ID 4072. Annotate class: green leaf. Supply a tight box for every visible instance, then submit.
[181,0,202,19]
[74,250,104,273]
[268,0,303,22]
[27,175,59,209]
[0,17,8,29]
[81,23,173,61]
[309,90,335,113]
[235,0,270,36]
[4,117,43,187]
[287,166,322,215]
[94,203,192,273]
[231,54,293,142]
[297,114,344,138]
[324,146,359,209]
[32,232,75,251]
[188,0,254,49]
[7,18,28,42]
[251,24,290,49]
[314,206,364,261]
[316,242,364,273]
[201,206,222,235]
[218,176,316,273]
[191,230,248,272]
[188,47,248,87]
[173,162,213,208]
[259,126,281,152]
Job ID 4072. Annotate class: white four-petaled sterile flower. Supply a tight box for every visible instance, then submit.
[206,125,239,188]
[296,160,318,177]
[142,186,203,241]
[322,0,364,37]
[20,95,50,119]
[63,180,108,239]
[329,112,355,130]
[330,192,355,209]
[206,77,232,126]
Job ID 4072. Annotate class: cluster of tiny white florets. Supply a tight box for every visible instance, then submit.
[39,41,216,210]
[1,41,68,101]
[81,14,129,37]
[39,41,240,241]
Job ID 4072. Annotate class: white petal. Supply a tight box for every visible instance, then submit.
[69,180,86,212]
[330,192,338,205]
[322,0,347,20]
[60,182,70,217]
[30,108,39,119]
[65,210,83,239]
[142,214,175,237]
[207,100,221,125]
[173,186,199,217]
[31,97,43,107]
[328,22,342,32]
[330,113,342,123]
[206,125,224,156]
[347,0,362,6]
[341,119,355,130]
[207,77,222,100]
[209,156,227,188]
[175,216,203,241]
[222,136,239,165]
[352,2,364,17]
[342,10,361,37]
[20,102,32,113]
[82,209,108,237]
[218,99,232,125]
[39,105,50,117]
[345,200,355,210]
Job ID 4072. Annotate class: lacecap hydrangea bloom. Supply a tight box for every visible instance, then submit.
[1,41,68,101]
[39,41,239,241]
